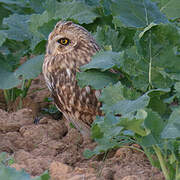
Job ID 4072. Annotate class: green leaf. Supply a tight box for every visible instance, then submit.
[29,11,49,35]
[38,19,58,40]
[0,4,11,27]
[111,0,168,28]
[0,55,44,89]
[94,26,135,51]
[100,0,112,16]
[0,68,20,89]
[29,0,45,13]
[29,11,50,49]
[33,171,50,180]
[3,14,32,41]
[136,24,180,72]
[123,24,179,91]
[148,90,168,115]
[91,123,104,139]
[109,94,150,115]
[94,26,124,51]
[118,113,147,136]
[141,133,158,147]
[83,149,96,159]
[94,114,123,139]
[0,0,33,19]
[81,51,124,71]
[15,55,44,80]
[0,165,50,180]
[77,70,119,89]
[161,107,180,139]
[100,82,125,109]
[100,82,141,111]
[47,1,99,24]
[101,85,150,115]
[0,31,7,46]
[174,82,180,98]
[0,166,31,180]
[0,0,25,5]
[160,0,180,19]
[144,109,165,138]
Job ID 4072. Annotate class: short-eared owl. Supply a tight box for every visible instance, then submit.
[43,21,102,136]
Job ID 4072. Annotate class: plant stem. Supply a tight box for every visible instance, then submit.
[143,146,157,167]
[25,79,32,94]
[176,161,180,180]
[21,79,32,98]
[3,89,10,105]
[153,145,170,180]
[18,79,32,109]
[97,150,108,177]
[148,31,152,89]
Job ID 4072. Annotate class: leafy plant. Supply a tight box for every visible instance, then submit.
[0,152,50,180]
[0,0,179,179]
[78,1,180,180]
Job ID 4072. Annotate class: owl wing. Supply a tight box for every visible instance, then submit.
[52,82,102,136]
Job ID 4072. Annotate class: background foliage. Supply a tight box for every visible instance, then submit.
[0,0,180,179]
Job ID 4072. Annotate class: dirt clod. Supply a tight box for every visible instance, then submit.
[0,109,34,132]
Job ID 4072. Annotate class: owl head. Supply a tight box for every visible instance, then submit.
[46,21,98,56]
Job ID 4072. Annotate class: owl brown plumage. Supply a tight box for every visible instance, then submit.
[43,21,102,136]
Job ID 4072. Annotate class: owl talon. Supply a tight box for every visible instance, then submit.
[34,116,42,124]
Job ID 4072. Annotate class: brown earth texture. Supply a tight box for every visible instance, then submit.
[0,74,165,180]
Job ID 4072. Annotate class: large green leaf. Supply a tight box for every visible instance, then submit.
[0,166,30,180]
[105,94,150,115]
[111,0,168,28]
[81,51,124,71]
[46,1,99,24]
[0,4,11,27]
[118,109,147,136]
[0,0,33,19]
[0,31,7,46]
[136,24,180,70]
[29,11,50,49]
[15,55,44,80]
[94,26,135,51]
[0,0,26,5]
[77,70,119,89]
[148,90,169,115]
[0,165,50,180]
[144,109,165,138]
[174,82,180,98]
[122,24,180,91]
[99,82,125,109]
[100,82,149,114]
[160,0,180,19]
[29,0,46,13]
[161,107,180,139]
[2,14,32,41]
[100,0,112,16]
[0,68,19,90]
[0,55,44,89]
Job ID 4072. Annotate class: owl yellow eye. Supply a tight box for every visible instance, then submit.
[57,38,70,45]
